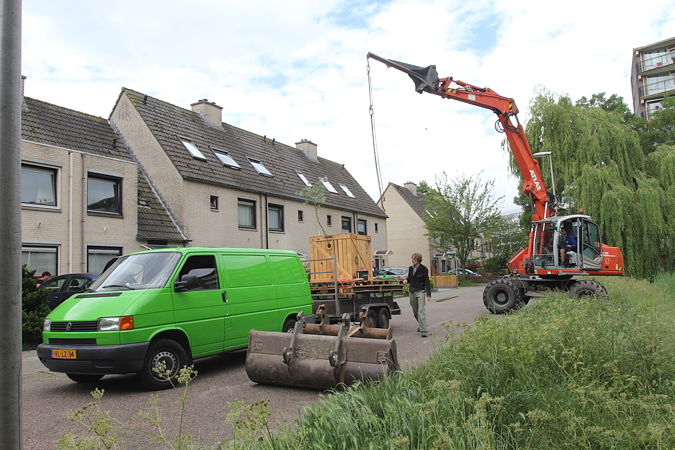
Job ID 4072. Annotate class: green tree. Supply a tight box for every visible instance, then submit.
[22,265,51,346]
[420,173,503,270]
[298,183,327,236]
[516,93,673,279]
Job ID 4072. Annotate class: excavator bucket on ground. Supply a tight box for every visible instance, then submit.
[246,306,399,390]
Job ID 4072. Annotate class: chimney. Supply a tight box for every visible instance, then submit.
[296,139,318,162]
[191,98,223,128]
[403,181,418,196]
[21,75,27,111]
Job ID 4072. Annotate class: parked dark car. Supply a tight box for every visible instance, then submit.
[447,268,482,278]
[380,267,408,280]
[40,273,99,309]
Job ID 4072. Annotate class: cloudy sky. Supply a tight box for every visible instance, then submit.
[22,0,674,210]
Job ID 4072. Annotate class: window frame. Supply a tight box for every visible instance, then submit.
[238,198,257,229]
[327,214,332,227]
[268,203,285,232]
[87,173,123,215]
[357,219,367,235]
[87,246,122,274]
[210,195,219,211]
[341,216,352,233]
[296,171,311,186]
[297,210,304,222]
[21,163,58,208]
[320,177,338,194]
[179,137,207,160]
[22,245,58,276]
[340,184,356,198]
[211,147,241,169]
[247,157,273,177]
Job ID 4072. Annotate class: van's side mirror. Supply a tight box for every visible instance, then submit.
[174,275,201,292]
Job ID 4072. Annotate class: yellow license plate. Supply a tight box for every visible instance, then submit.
[51,349,77,359]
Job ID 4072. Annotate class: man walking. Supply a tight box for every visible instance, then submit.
[403,253,431,337]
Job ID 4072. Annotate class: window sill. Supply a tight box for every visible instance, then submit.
[22,205,61,213]
[87,211,124,219]
[269,229,285,234]
[238,227,257,231]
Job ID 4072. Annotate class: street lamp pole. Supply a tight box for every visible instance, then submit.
[0,0,23,448]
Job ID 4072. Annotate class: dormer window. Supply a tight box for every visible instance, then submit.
[320,177,338,193]
[296,172,311,186]
[248,157,272,177]
[340,184,355,198]
[212,148,240,169]
[179,138,206,160]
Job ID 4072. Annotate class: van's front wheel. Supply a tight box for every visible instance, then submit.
[138,339,188,390]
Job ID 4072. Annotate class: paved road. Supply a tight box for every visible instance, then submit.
[22,286,488,449]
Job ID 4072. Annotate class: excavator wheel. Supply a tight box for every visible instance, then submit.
[483,278,520,314]
[568,280,608,299]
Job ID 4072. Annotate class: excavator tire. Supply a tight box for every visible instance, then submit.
[568,280,608,299]
[483,278,520,314]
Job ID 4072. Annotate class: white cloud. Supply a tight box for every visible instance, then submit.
[22,0,675,211]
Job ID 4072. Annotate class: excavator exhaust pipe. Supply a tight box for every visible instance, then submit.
[246,306,399,390]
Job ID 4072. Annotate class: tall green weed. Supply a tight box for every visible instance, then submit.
[269,276,674,449]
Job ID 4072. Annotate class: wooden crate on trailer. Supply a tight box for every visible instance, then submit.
[309,233,373,282]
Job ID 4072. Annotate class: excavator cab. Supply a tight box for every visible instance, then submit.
[532,215,603,270]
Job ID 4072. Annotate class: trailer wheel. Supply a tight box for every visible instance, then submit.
[376,308,390,329]
[364,309,377,328]
[282,317,297,333]
[66,374,104,384]
[483,279,519,314]
[569,280,608,299]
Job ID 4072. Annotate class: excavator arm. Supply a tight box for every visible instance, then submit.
[367,53,553,221]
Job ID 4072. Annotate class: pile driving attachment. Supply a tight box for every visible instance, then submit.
[245,306,399,390]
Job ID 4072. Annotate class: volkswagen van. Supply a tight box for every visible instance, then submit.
[37,248,312,389]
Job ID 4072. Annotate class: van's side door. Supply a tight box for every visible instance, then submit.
[220,253,278,350]
[171,254,226,358]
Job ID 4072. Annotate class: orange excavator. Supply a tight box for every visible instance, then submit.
[367,53,624,313]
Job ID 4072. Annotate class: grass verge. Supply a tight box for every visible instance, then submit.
[265,276,674,449]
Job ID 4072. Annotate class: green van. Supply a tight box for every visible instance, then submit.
[37,247,312,389]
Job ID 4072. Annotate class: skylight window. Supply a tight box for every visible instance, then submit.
[212,148,240,169]
[296,172,311,187]
[179,138,206,160]
[320,177,338,194]
[340,184,355,198]
[248,157,273,177]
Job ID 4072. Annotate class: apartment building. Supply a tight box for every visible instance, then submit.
[631,36,675,119]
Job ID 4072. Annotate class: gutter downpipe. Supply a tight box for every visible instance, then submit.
[67,152,73,272]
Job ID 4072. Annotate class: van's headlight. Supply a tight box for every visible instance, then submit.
[43,319,51,332]
[97,316,134,331]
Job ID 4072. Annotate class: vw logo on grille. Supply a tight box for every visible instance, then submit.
[66,322,72,332]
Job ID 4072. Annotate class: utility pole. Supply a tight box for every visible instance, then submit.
[0,0,23,448]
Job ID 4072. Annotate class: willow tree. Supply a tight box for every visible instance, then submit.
[512,92,674,279]
[420,173,503,270]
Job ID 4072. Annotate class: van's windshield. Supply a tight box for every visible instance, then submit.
[89,252,182,291]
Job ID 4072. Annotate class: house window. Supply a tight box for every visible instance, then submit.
[248,157,273,177]
[22,245,58,276]
[375,223,379,233]
[238,199,256,229]
[88,174,122,215]
[179,138,207,160]
[341,216,352,233]
[320,177,338,193]
[327,215,332,226]
[357,219,367,235]
[297,210,304,222]
[212,148,240,169]
[87,246,122,274]
[210,195,219,210]
[268,204,284,232]
[21,164,57,206]
[296,172,311,186]
[340,184,355,198]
